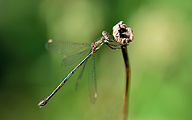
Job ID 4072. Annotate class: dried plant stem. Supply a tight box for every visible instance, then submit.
[121,45,130,120]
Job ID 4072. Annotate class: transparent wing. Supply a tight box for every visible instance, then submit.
[88,53,97,103]
[61,48,90,67]
[75,58,89,90]
[45,39,90,55]
[45,39,91,67]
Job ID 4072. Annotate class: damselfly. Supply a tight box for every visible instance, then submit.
[38,31,121,107]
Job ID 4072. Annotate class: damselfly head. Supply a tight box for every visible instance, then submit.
[112,21,134,45]
[102,31,110,41]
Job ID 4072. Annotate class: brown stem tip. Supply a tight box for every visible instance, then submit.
[113,21,134,45]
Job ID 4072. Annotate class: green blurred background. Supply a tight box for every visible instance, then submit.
[0,0,192,120]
